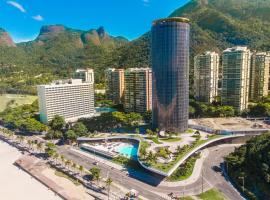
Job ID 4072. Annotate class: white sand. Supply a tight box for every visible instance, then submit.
[0,140,62,200]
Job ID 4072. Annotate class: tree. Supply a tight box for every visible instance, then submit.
[135,128,140,135]
[189,106,196,118]
[37,142,44,152]
[248,103,270,117]
[65,130,78,142]
[49,115,65,131]
[143,110,152,123]
[45,142,56,158]
[46,130,63,140]
[79,165,84,176]
[72,122,87,137]
[146,129,155,137]
[125,112,142,126]
[105,177,113,200]
[60,155,65,165]
[89,167,101,184]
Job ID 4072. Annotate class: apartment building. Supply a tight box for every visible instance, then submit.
[249,52,270,101]
[124,68,152,114]
[221,46,251,112]
[194,51,219,103]
[105,68,125,104]
[74,68,94,83]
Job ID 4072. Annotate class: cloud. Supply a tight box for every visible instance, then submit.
[142,0,150,6]
[7,1,26,13]
[32,15,44,21]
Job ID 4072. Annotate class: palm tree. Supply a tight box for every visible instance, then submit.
[79,165,84,176]
[105,177,113,200]
[60,155,65,166]
[27,140,32,149]
[72,163,77,172]
[152,153,158,164]
[18,135,24,144]
[176,145,182,154]
[37,142,44,153]
[65,159,71,170]
[53,153,59,163]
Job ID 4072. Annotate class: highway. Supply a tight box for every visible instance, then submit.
[58,145,244,200]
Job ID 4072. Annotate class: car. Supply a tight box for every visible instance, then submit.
[93,161,99,166]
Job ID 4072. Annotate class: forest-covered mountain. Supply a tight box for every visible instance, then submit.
[1,0,270,93]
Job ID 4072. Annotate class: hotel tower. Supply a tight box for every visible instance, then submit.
[151,17,190,133]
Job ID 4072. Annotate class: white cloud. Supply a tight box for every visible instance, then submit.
[142,0,150,6]
[32,15,44,21]
[7,1,26,13]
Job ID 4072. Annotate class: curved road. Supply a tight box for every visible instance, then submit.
[58,145,244,200]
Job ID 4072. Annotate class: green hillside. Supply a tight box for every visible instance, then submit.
[0,25,128,94]
[1,0,270,94]
[114,0,270,71]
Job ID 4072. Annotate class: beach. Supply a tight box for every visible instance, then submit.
[0,140,62,200]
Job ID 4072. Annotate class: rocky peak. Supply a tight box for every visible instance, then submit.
[37,25,66,40]
[0,28,16,47]
[96,26,107,38]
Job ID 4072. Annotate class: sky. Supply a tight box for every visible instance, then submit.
[0,0,190,43]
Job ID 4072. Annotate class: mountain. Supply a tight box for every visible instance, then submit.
[114,0,270,70]
[0,25,128,94]
[0,28,16,47]
[1,0,270,94]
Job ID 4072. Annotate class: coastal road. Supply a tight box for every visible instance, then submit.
[58,145,244,200]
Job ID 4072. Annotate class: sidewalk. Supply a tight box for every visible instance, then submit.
[158,149,209,187]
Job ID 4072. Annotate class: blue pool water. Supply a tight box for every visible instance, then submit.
[95,107,117,113]
[117,144,138,159]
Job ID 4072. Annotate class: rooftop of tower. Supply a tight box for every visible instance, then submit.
[153,17,190,25]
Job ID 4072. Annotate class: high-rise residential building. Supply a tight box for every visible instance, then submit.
[124,68,152,114]
[221,46,251,111]
[105,68,125,104]
[151,17,190,133]
[194,51,219,103]
[74,68,94,83]
[37,79,95,124]
[249,52,270,101]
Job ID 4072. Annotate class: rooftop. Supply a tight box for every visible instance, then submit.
[153,17,190,25]
[223,46,249,53]
[125,68,152,72]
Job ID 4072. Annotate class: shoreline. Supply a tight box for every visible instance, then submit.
[0,139,62,200]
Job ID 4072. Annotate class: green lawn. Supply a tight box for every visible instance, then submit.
[147,136,163,144]
[160,137,181,142]
[54,170,81,186]
[181,197,193,200]
[142,135,221,173]
[166,155,198,182]
[0,94,37,112]
[197,189,228,200]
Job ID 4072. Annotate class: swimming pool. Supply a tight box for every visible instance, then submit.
[117,144,138,159]
[95,107,117,113]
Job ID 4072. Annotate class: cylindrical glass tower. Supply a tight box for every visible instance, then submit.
[151,17,190,133]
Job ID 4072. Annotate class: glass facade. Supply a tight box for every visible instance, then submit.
[151,18,190,133]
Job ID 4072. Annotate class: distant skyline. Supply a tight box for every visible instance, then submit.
[0,0,190,43]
